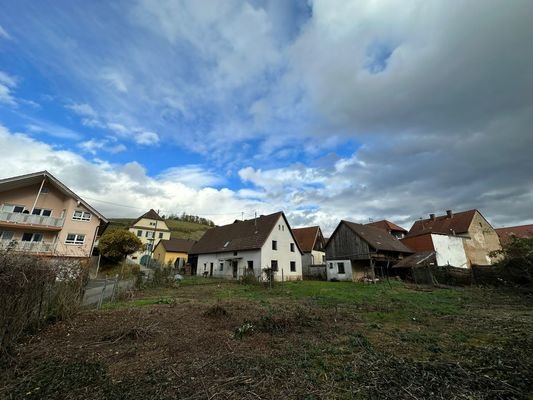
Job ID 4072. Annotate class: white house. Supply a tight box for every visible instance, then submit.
[190,212,303,281]
[127,209,171,265]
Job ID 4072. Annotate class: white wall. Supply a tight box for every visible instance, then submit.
[431,234,469,268]
[196,250,262,279]
[260,215,302,281]
[326,259,352,281]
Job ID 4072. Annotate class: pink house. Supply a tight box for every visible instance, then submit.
[0,171,108,258]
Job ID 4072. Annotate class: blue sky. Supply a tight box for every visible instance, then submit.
[1,0,532,233]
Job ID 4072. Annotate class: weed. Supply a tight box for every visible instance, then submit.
[234,322,255,339]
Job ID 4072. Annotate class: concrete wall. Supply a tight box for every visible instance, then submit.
[464,212,502,265]
[431,234,468,268]
[196,250,261,279]
[326,259,352,281]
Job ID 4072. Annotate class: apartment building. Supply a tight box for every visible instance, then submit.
[0,171,108,258]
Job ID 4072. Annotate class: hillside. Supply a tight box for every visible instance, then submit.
[106,218,212,241]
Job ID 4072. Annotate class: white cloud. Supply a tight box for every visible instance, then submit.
[107,122,159,146]
[100,68,129,93]
[0,24,10,40]
[66,102,98,118]
[135,130,159,145]
[0,124,264,224]
[79,138,127,155]
[158,165,224,188]
[26,121,82,140]
[0,71,17,105]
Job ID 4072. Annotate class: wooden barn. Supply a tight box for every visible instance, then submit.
[325,220,413,281]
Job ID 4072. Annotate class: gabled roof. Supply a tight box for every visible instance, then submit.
[407,210,478,237]
[0,170,108,223]
[292,226,322,253]
[157,238,196,253]
[131,209,164,226]
[190,211,303,255]
[338,221,413,253]
[366,220,407,233]
[495,224,533,245]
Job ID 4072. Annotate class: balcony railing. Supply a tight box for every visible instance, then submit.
[0,239,55,253]
[0,211,64,228]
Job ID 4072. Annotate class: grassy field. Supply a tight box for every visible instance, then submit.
[1,279,532,399]
[107,218,213,240]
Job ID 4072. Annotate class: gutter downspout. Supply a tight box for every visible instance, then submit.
[30,177,46,214]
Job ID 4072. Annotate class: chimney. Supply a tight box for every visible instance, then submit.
[429,213,435,221]
[446,210,453,218]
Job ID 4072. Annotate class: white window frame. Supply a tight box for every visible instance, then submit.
[72,210,91,222]
[32,208,52,216]
[65,233,86,245]
[1,204,25,213]
[22,232,43,242]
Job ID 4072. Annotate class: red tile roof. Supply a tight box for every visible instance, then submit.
[292,226,320,253]
[495,224,533,245]
[407,210,477,237]
[366,220,407,233]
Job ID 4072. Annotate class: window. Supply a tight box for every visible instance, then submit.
[233,251,238,256]
[220,263,224,271]
[247,260,254,271]
[159,232,164,239]
[146,231,154,239]
[72,210,91,221]
[272,240,277,250]
[32,208,52,216]
[290,261,296,272]
[290,243,295,252]
[137,230,142,237]
[0,231,14,240]
[22,233,42,242]
[146,243,153,252]
[149,222,156,226]
[65,233,85,245]
[329,263,333,269]
[1,204,25,213]
[337,262,345,274]
[204,263,207,271]
[271,260,278,271]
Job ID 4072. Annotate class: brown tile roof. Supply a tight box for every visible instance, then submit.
[342,221,413,253]
[159,238,196,253]
[190,212,302,255]
[366,220,407,233]
[292,226,320,253]
[407,210,477,237]
[495,224,533,245]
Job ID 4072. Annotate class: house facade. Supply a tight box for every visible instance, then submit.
[0,171,108,258]
[128,209,171,265]
[292,226,326,279]
[153,238,196,268]
[190,212,303,281]
[406,210,501,266]
[326,220,413,281]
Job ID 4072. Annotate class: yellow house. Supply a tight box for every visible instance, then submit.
[128,209,171,265]
[153,238,196,268]
[0,170,108,258]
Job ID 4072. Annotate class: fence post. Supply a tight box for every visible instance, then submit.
[111,274,119,301]
[97,278,108,310]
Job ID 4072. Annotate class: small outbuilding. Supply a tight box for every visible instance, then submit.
[153,238,196,268]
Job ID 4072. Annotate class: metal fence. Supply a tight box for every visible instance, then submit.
[82,276,135,309]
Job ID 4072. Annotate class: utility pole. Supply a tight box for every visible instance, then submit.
[146,209,159,269]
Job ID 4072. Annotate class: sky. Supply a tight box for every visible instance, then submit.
[1,0,532,235]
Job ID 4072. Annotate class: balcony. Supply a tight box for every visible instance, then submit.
[0,239,55,253]
[0,211,64,230]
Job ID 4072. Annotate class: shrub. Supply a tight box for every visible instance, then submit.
[0,251,87,358]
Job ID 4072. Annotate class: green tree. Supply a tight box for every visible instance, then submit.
[492,236,533,285]
[98,230,143,262]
